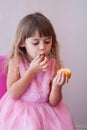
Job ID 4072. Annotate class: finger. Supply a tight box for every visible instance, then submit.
[61,72,66,84]
[57,72,66,85]
[56,73,61,82]
[66,76,69,83]
[33,55,40,62]
[42,63,49,71]
[39,54,45,61]
[40,56,48,66]
[33,55,43,63]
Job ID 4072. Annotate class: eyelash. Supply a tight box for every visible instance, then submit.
[32,41,50,45]
[32,42,39,45]
[45,41,50,44]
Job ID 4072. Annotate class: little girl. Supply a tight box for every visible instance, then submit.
[0,12,75,130]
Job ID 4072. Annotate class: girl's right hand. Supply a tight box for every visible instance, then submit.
[29,55,49,73]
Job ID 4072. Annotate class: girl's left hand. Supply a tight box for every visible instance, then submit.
[52,72,69,89]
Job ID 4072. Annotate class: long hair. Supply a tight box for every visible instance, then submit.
[5,12,61,72]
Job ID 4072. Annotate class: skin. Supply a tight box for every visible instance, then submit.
[7,30,69,106]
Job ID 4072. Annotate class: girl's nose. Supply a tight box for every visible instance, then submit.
[39,42,45,51]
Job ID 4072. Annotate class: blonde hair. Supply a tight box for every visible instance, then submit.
[6,12,61,72]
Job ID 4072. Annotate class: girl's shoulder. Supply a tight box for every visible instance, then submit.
[8,57,19,70]
[7,57,20,89]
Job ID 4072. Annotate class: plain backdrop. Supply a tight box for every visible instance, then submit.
[0,0,87,129]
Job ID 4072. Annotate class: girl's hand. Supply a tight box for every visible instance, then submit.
[29,55,49,73]
[52,72,69,90]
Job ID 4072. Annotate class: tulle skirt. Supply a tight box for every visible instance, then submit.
[0,93,75,130]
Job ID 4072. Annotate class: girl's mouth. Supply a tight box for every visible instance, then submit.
[39,54,45,57]
[39,54,45,61]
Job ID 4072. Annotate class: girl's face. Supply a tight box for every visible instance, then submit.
[24,30,52,61]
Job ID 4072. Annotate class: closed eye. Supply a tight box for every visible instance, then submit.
[32,42,39,45]
[45,40,51,44]
[44,37,52,44]
[45,41,50,44]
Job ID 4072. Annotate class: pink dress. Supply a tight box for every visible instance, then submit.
[0,58,75,130]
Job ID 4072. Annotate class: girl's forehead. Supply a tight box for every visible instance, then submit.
[30,28,52,38]
[25,28,52,41]
[29,29,52,39]
[31,29,41,37]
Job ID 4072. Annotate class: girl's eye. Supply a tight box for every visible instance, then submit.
[32,42,39,45]
[45,41,51,44]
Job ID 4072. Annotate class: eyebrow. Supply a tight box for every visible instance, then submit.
[31,37,52,40]
[31,38,40,40]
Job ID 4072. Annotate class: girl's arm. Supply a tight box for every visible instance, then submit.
[7,56,49,99]
[7,58,36,99]
[49,61,68,106]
